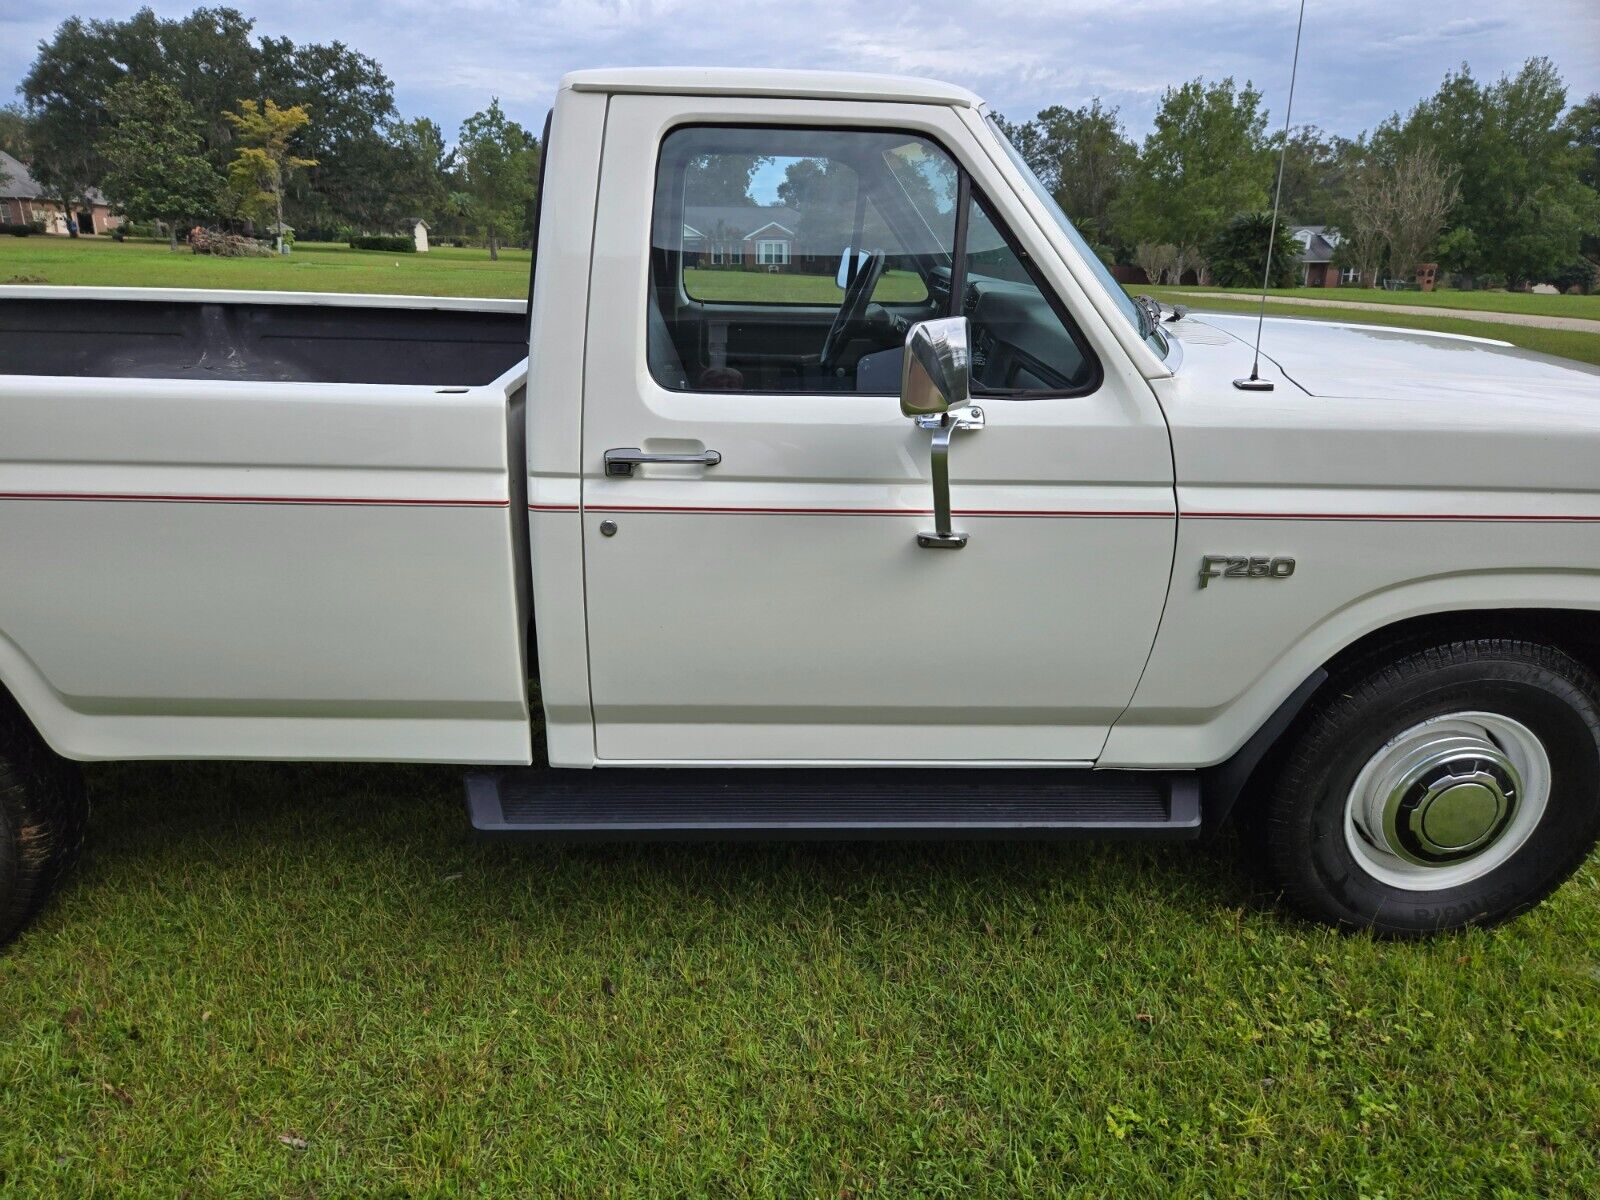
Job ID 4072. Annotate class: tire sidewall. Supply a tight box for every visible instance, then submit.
[1289,654,1600,933]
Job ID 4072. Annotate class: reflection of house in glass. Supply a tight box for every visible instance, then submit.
[684,206,833,273]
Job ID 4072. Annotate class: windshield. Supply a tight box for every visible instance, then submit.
[984,115,1167,359]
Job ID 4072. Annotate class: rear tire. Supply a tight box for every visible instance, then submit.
[1262,640,1600,935]
[0,695,89,947]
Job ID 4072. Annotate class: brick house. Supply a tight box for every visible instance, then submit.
[683,205,837,273]
[1291,225,1358,288]
[0,150,121,236]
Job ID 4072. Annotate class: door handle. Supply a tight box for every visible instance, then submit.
[604,447,722,478]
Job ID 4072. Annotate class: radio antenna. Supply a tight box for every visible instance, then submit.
[1234,0,1308,392]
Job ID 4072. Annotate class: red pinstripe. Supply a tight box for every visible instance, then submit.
[0,491,509,507]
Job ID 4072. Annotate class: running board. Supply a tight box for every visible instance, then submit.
[464,768,1201,841]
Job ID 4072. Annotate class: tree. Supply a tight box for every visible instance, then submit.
[18,7,421,234]
[995,100,1135,250]
[1270,125,1362,227]
[223,99,316,253]
[1563,93,1600,264]
[1114,78,1272,282]
[1382,147,1459,282]
[1205,212,1297,287]
[21,8,260,228]
[0,105,32,161]
[777,156,857,256]
[457,99,538,260]
[99,79,222,249]
[1375,59,1598,286]
[257,36,400,230]
[1335,157,1388,287]
[684,153,767,206]
[388,118,454,228]
[1133,242,1177,285]
[1334,146,1457,286]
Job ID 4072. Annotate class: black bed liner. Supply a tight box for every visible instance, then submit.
[0,296,529,386]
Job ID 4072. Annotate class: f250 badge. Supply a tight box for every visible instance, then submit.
[1198,555,1296,589]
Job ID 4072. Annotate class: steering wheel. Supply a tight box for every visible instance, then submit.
[819,251,888,371]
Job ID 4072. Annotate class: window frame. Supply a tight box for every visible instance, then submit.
[648,121,1102,401]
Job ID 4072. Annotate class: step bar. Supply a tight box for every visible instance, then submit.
[464,767,1201,841]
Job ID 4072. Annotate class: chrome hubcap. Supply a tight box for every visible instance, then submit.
[1344,713,1549,891]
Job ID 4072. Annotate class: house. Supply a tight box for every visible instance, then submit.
[1291,225,1357,287]
[0,150,121,236]
[682,205,825,272]
[405,217,429,253]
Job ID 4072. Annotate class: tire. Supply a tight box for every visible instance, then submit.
[1263,639,1600,935]
[0,694,89,948]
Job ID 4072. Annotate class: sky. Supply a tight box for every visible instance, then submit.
[3,0,1598,143]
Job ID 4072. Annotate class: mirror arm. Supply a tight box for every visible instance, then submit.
[915,405,984,550]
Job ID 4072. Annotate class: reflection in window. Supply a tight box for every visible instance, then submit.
[650,126,957,393]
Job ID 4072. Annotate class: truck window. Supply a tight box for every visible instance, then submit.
[961,190,1101,396]
[648,126,957,393]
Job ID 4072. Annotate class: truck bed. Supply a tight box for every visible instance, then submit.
[0,289,529,386]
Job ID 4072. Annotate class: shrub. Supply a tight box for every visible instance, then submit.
[1551,258,1598,295]
[0,223,34,237]
[349,235,415,252]
[1205,212,1297,288]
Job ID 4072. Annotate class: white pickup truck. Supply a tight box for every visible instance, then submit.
[3,68,1599,942]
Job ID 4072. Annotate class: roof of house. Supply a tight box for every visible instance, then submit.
[563,67,980,109]
[0,150,109,205]
[1291,224,1340,264]
[683,205,802,242]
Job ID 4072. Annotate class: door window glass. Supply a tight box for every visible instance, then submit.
[650,126,957,393]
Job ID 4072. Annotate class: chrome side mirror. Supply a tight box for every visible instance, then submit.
[899,316,971,417]
[899,317,984,550]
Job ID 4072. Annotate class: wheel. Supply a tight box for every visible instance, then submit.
[1263,639,1600,935]
[0,694,89,948]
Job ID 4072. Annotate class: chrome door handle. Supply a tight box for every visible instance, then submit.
[603,447,722,478]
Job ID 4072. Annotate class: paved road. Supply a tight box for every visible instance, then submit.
[1182,292,1600,335]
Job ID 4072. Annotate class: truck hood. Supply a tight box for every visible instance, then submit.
[1182,311,1599,404]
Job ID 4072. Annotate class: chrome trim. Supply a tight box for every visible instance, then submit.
[603,447,722,478]
[1343,712,1550,891]
[901,317,983,549]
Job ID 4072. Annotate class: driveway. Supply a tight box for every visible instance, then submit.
[1182,293,1600,335]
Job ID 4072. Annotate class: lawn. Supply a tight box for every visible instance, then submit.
[684,267,927,304]
[1,235,1599,1194]
[1142,287,1600,367]
[5,239,1598,367]
[1157,283,1600,322]
[1,759,1597,1195]
[0,236,532,298]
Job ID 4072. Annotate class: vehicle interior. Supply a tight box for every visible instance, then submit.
[647,124,1099,396]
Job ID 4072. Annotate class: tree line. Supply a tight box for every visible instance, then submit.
[3,9,1595,286]
[994,58,1598,291]
[0,6,540,256]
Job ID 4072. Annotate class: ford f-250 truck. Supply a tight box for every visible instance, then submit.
[3,68,1599,942]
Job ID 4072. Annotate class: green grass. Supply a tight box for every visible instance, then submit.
[1158,284,1600,321]
[1142,288,1600,367]
[3,237,1595,366]
[684,267,927,303]
[0,236,532,298]
[1,759,1597,1195]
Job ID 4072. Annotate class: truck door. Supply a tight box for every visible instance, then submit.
[578,95,1175,763]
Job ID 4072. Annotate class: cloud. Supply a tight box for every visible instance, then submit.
[2,0,1595,142]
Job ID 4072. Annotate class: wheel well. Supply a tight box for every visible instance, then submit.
[1212,607,1600,829]
[1321,608,1600,687]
